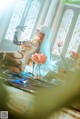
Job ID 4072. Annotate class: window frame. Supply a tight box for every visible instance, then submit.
[4,0,45,42]
[51,4,80,58]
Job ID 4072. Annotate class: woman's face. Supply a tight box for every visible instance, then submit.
[33,30,45,43]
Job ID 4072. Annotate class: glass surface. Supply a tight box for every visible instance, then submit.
[5,0,41,41]
[66,15,80,57]
[5,0,27,40]
[52,9,74,55]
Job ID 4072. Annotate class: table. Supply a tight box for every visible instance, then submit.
[3,84,80,119]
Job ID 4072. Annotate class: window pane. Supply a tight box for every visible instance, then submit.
[20,0,41,41]
[66,15,80,57]
[5,0,27,40]
[52,9,74,55]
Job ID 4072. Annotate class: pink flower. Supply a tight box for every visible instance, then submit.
[70,51,80,59]
[57,41,63,47]
[31,53,47,64]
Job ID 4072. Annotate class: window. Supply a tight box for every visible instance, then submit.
[20,0,41,41]
[5,0,27,41]
[5,0,41,41]
[66,14,80,57]
[52,9,74,55]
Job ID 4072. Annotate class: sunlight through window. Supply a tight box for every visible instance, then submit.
[52,9,74,55]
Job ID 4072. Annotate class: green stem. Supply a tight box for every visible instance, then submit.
[58,48,67,72]
[32,62,35,75]
[39,64,41,76]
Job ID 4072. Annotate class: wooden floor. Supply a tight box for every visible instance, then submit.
[49,108,80,119]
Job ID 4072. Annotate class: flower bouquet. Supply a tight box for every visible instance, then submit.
[31,53,47,77]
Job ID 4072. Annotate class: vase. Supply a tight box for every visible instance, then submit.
[33,63,42,77]
[38,64,41,76]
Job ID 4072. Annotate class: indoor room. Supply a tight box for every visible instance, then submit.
[0,0,80,119]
